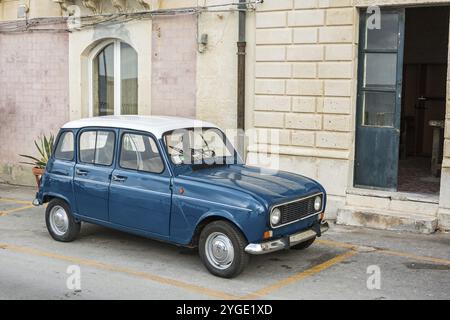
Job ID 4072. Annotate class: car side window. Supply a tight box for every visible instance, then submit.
[79,130,115,166]
[54,131,74,161]
[120,133,164,174]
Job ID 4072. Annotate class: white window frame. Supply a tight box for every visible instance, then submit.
[88,39,130,117]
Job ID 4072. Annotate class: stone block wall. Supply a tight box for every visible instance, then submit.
[438,31,450,229]
[249,0,356,218]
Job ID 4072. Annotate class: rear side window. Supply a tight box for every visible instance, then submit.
[119,133,164,173]
[54,131,74,161]
[79,130,115,166]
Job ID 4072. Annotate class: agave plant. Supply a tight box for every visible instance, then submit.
[20,134,55,169]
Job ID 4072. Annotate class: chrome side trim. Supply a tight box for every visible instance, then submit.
[173,194,253,212]
[270,192,324,229]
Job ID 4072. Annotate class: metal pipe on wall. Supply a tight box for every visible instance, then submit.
[237,0,246,156]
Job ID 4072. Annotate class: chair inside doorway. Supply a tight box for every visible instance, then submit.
[398,7,448,195]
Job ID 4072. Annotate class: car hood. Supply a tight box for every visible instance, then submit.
[179,165,323,208]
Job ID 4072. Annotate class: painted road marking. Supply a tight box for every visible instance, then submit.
[0,243,238,300]
[1,234,448,299]
[0,198,32,205]
[379,249,450,266]
[0,205,35,217]
[317,239,357,249]
[241,250,358,299]
[317,239,450,266]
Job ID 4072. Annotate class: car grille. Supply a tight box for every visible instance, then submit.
[277,194,322,226]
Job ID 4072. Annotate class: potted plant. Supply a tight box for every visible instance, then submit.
[19,134,55,189]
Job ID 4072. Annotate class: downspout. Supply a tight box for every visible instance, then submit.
[237,0,246,157]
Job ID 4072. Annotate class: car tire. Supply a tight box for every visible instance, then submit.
[199,221,249,278]
[290,237,316,250]
[45,199,81,242]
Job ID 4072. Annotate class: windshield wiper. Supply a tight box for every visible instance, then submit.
[190,156,231,170]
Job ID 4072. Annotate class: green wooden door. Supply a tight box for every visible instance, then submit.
[355,9,405,190]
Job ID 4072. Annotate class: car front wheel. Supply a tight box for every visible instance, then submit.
[199,221,249,278]
[45,199,81,242]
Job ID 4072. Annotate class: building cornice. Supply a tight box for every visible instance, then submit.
[52,0,161,15]
[111,0,126,12]
[53,0,75,13]
[82,0,100,14]
[137,0,160,11]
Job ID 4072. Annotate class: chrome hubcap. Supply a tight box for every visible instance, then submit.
[49,205,69,236]
[205,232,234,270]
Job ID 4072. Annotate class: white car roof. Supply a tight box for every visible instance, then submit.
[62,115,220,138]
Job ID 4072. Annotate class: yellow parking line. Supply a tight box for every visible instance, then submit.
[0,243,238,300]
[317,239,357,249]
[317,239,450,266]
[0,205,35,217]
[241,250,358,299]
[0,198,32,205]
[379,249,450,266]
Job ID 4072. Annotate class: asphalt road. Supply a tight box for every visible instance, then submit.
[0,184,449,300]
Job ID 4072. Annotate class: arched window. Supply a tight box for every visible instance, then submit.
[91,40,138,116]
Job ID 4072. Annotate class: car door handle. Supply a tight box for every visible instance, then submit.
[112,175,127,182]
[76,169,88,176]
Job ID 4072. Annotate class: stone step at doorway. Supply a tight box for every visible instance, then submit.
[336,189,440,234]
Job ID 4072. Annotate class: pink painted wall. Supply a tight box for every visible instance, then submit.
[151,15,197,118]
[0,30,69,183]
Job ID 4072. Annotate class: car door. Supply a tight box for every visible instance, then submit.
[45,130,76,205]
[73,129,116,221]
[108,130,172,236]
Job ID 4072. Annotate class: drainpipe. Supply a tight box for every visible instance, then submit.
[237,0,246,158]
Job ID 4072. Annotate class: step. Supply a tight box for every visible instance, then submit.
[337,206,438,234]
[345,189,439,216]
[438,208,450,231]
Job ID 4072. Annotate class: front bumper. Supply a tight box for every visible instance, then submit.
[244,221,329,255]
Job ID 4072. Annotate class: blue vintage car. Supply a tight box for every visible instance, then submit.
[34,116,328,278]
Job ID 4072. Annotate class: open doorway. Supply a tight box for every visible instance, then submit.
[398,7,449,194]
[355,6,449,194]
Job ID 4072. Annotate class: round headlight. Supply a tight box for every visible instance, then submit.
[270,208,281,226]
[314,196,322,211]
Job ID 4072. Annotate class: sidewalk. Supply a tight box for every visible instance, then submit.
[0,183,36,201]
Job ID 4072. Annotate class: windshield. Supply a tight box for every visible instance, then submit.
[164,128,237,166]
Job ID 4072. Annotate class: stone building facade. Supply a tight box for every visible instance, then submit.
[248,0,450,232]
[0,0,449,231]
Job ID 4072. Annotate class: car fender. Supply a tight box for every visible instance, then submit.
[192,208,268,245]
[41,192,73,211]
[197,209,245,231]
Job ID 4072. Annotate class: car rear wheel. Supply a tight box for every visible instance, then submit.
[290,237,316,250]
[45,199,81,242]
[199,221,249,278]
